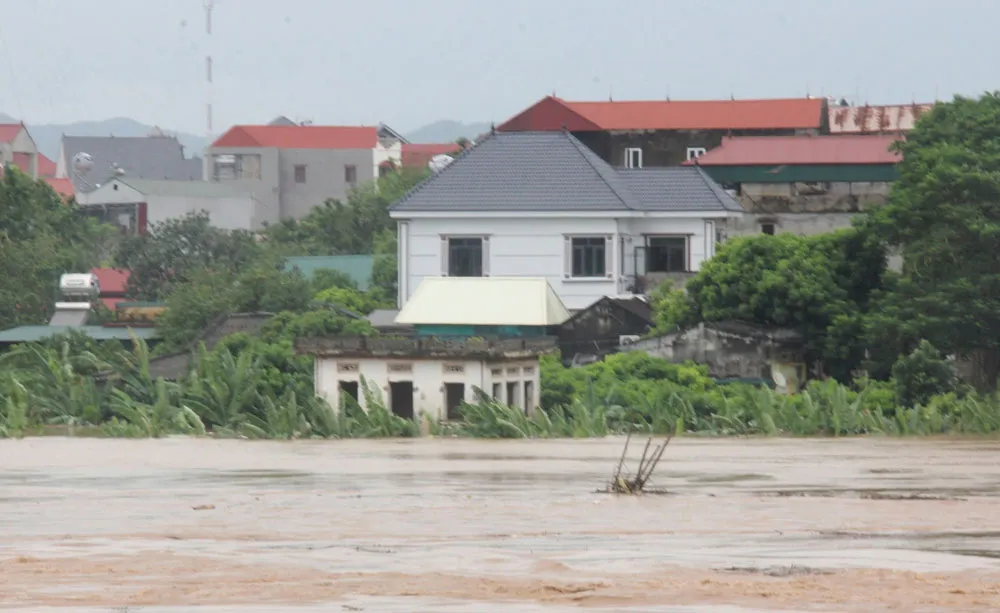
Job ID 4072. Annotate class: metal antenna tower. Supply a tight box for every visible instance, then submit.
[204,0,215,141]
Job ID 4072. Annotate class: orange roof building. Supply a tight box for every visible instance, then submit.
[497,96,826,168]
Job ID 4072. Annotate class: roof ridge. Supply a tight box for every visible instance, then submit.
[388,133,493,212]
[692,165,741,212]
[563,132,637,210]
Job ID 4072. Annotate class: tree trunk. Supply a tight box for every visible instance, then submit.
[969,348,1000,392]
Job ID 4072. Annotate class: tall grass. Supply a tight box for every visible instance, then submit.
[2,334,998,440]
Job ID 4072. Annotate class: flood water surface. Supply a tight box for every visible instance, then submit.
[1,436,999,611]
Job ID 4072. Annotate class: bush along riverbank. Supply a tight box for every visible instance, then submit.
[1,334,998,440]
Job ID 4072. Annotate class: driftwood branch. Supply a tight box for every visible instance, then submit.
[607,434,672,495]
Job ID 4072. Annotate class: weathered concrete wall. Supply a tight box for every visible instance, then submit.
[620,322,803,380]
[739,181,891,215]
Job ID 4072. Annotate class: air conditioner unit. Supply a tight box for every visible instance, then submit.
[619,334,640,345]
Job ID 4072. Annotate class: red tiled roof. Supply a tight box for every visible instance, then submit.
[37,153,56,177]
[101,297,126,311]
[91,268,130,295]
[499,95,825,132]
[0,123,22,143]
[400,143,462,167]
[211,125,379,149]
[44,177,75,198]
[686,134,902,167]
[10,152,56,177]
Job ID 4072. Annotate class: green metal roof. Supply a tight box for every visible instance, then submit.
[284,255,374,290]
[0,325,159,343]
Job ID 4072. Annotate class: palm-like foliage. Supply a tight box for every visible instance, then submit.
[108,377,204,438]
[184,344,264,432]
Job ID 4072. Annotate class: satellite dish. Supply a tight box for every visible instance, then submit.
[73,152,94,175]
[428,154,454,173]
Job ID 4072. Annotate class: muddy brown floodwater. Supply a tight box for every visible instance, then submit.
[0,437,999,612]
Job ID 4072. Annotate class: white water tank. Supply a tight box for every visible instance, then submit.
[59,273,100,300]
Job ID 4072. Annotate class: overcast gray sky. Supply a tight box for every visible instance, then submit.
[1,0,997,133]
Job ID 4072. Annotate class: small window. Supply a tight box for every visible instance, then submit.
[761,223,776,236]
[344,164,357,185]
[571,237,606,278]
[646,236,688,273]
[447,237,483,277]
[686,147,707,161]
[624,147,643,169]
[294,164,307,183]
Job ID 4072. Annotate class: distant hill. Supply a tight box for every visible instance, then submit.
[0,113,208,161]
[0,112,490,159]
[405,120,491,144]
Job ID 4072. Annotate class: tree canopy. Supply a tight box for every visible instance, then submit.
[864,92,1000,387]
[0,168,111,329]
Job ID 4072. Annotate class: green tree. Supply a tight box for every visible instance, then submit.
[892,340,959,408]
[156,262,313,351]
[264,167,427,256]
[113,211,261,300]
[670,229,887,381]
[0,168,112,329]
[866,92,1000,388]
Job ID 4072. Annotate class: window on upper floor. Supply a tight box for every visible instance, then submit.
[624,147,643,169]
[646,236,688,273]
[345,164,358,185]
[686,147,707,161]
[212,153,261,180]
[443,236,487,277]
[567,236,608,278]
[294,164,307,183]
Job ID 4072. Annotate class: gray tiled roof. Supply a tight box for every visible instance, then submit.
[389,131,743,214]
[391,132,633,212]
[61,135,203,192]
[617,167,744,212]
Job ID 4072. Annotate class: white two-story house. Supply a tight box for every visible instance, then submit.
[389,130,745,311]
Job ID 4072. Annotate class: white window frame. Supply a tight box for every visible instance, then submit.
[564,235,614,280]
[440,235,489,277]
[686,147,707,161]
[624,147,643,169]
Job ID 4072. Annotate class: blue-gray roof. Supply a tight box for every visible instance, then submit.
[617,168,744,212]
[389,131,743,214]
[61,135,202,193]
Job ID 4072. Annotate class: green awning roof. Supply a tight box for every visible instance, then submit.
[0,325,159,343]
[284,255,375,290]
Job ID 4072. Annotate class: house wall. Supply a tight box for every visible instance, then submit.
[374,140,402,176]
[206,146,281,218]
[1,127,38,178]
[146,194,260,230]
[82,182,261,231]
[314,356,542,420]
[399,216,722,309]
[277,148,377,219]
[575,128,813,168]
[621,324,803,381]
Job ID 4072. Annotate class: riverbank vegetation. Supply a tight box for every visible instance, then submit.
[1,336,998,439]
[2,94,1000,440]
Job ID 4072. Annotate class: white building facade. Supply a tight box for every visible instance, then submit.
[397,212,727,310]
[389,131,744,311]
[301,337,554,421]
